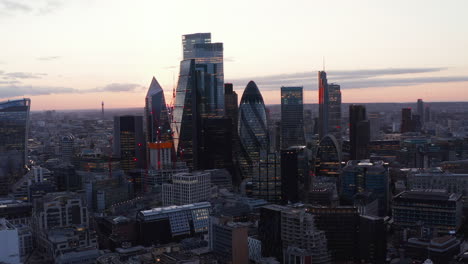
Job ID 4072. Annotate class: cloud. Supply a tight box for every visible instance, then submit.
[0,0,32,12]
[38,0,62,15]
[0,71,45,80]
[224,56,235,62]
[227,67,468,91]
[92,83,144,92]
[37,56,61,61]
[0,85,78,98]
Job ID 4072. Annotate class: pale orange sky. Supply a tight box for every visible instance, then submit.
[1,0,468,110]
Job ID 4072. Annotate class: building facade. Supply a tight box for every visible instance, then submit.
[162,172,211,206]
[280,86,305,149]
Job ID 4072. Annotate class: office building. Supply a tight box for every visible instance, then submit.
[172,59,201,170]
[328,83,342,141]
[136,202,211,246]
[308,206,359,263]
[280,86,305,148]
[314,134,342,178]
[145,76,172,144]
[393,190,462,235]
[162,171,211,206]
[349,105,370,160]
[417,99,425,126]
[224,83,238,136]
[358,215,387,264]
[307,177,339,206]
[281,146,310,203]
[60,134,74,162]
[210,216,249,264]
[0,198,32,226]
[253,152,281,202]
[318,72,342,141]
[259,204,286,262]
[200,117,233,172]
[182,32,224,115]
[405,235,460,264]
[0,218,21,264]
[407,168,468,206]
[238,81,269,180]
[113,115,146,172]
[281,207,330,264]
[340,160,389,216]
[94,216,137,250]
[0,98,31,195]
[401,107,414,133]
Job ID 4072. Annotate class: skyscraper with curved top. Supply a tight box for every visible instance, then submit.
[238,81,269,179]
[0,98,31,195]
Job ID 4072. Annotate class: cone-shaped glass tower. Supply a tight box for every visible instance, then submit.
[238,81,269,179]
[145,77,171,143]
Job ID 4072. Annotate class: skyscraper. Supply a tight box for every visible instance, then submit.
[253,152,281,202]
[224,83,238,138]
[314,134,342,178]
[318,72,342,141]
[417,99,424,126]
[318,71,329,140]
[328,83,342,141]
[281,146,310,203]
[280,86,305,149]
[113,116,146,173]
[172,59,201,170]
[0,98,31,195]
[182,33,224,115]
[144,77,172,144]
[238,81,269,180]
[401,107,415,133]
[349,105,370,160]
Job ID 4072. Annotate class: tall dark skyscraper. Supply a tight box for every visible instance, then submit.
[417,99,424,125]
[113,115,146,173]
[318,71,342,141]
[200,117,233,172]
[280,86,305,149]
[172,59,200,170]
[0,98,31,195]
[281,146,310,203]
[224,83,238,135]
[401,107,413,133]
[144,77,171,144]
[238,81,269,180]
[318,71,329,140]
[349,105,370,160]
[182,33,224,115]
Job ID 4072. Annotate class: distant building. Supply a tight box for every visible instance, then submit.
[113,115,146,172]
[162,171,211,206]
[252,152,281,202]
[0,218,21,264]
[136,202,211,246]
[210,216,249,264]
[393,190,462,236]
[340,160,389,216]
[318,71,329,140]
[238,81,269,180]
[0,98,31,195]
[281,146,310,203]
[314,134,342,179]
[318,72,342,141]
[349,105,370,160]
[60,134,74,162]
[144,76,172,144]
[417,99,425,126]
[280,86,305,148]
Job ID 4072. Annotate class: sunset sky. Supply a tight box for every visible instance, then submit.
[1,0,467,110]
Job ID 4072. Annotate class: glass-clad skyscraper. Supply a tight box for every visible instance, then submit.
[318,71,329,140]
[182,33,224,115]
[280,86,305,149]
[0,98,31,195]
[238,81,269,180]
[172,59,200,169]
[145,77,171,144]
[319,71,342,141]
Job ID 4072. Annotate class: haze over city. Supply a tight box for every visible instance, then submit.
[1,0,468,110]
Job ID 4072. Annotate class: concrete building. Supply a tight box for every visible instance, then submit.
[162,171,211,206]
[393,190,462,236]
[210,216,249,264]
[0,218,21,264]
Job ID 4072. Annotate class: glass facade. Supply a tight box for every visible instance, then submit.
[280,86,305,149]
[328,83,342,141]
[238,81,269,180]
[145,77,171,143]
[318,71,329,140]
[182,33,224,115]
[0,98,31,194]
[253,152,281,202]
[171,59,199,169]
[314,134,342,178]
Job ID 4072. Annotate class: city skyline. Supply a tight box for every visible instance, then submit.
[1,0,468,110]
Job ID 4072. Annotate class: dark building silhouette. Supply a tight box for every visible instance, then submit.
[113,115,146,173]
[253,152,281,202]
[144,77,171,144]
[224,83,240,185]
[401,107,421,133]
[281,146,310,202]
[200,117,233,172]
[349,105,370,160]
[280,86,305,148]
[318,72,342,141]
[258,205,285,262]
[417,99,424,126]
[318,71,329,140]
[314,134,342,179]
[308,206,359,263]
[359,215,387,264]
